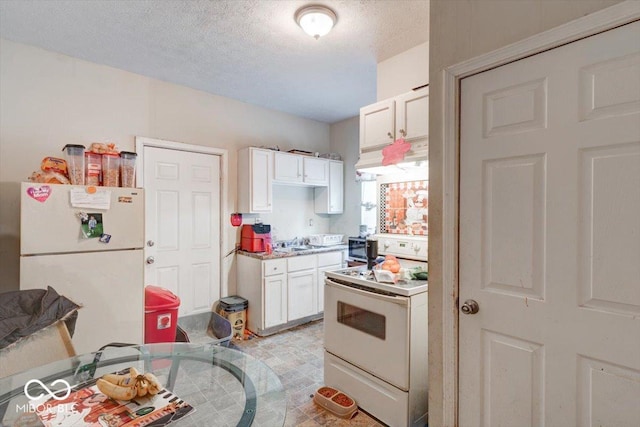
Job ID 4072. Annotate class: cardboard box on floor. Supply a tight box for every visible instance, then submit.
[0,320,76,378]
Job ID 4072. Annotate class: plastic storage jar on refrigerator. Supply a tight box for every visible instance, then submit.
[102,153,120,187]
[85,152,102,186]
[120,151,137,187]
[144,286,181,343]
[62,144,85,185]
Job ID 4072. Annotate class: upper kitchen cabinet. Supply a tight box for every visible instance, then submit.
[274,152,303,183]
[273,153,329,186]
[238,147,273,213]
[315,160,343,214]
[359,87,429,152]
[303,157,329,186]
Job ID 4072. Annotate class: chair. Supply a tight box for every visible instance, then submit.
[0,320,76,378]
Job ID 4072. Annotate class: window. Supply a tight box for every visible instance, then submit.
[360,180,377,235]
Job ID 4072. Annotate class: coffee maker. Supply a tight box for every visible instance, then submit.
[366,238,378,270]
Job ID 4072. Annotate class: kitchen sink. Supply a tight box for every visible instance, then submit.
[274,246,313,253]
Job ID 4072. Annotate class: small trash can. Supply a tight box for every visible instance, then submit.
[144,286,180,343]
[216,296,248,339]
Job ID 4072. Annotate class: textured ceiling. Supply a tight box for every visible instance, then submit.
[0,0,429,124]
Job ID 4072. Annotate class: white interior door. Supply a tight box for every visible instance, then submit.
[459,21,640,426]
[144,146,221,316]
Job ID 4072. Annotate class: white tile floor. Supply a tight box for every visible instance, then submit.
[178,315,385,426]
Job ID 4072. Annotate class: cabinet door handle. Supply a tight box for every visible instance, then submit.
[399,129,407,137]
[387,132,394,139]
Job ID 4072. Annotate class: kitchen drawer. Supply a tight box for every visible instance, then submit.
[317,251,343,267]
[287,254,317,272]
[324,351,410,427]
[263,259,287,277]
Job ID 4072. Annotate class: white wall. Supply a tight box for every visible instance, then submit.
[427,0,624,425]
[329,116,361,238]
[377,41,429,100]
[0,39,340,294]
[243,185,331,242]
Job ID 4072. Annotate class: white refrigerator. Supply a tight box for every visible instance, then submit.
[20,182,145,354]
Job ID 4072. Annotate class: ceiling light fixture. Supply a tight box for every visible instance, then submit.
[295,5,337,40]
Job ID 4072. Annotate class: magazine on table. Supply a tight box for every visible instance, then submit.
[27,368,195,427]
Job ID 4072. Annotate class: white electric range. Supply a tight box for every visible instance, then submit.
[325,267,427,297]
[323,234,428,427]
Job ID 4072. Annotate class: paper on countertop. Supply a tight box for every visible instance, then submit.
[70,187,111,209]
[372,269,397,284]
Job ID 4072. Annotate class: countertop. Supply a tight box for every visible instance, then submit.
[238,244,348,260]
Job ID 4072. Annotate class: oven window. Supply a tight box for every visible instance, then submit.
[337,301,386,340]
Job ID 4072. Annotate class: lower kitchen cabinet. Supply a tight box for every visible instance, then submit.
[237,250,344,336]
[237,256,288,334]
[287,254,318,321]
[287,270,316,321]
[264,273,287,328]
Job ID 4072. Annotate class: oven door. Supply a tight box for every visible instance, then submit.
[324,278,410,390]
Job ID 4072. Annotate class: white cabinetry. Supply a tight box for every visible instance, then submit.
[287,255,318,321]
[395,88,429,143]
[264,270,287,328]
[360,98,395,152]
[237,250,344,335]
[242,148,343,213]
[316,251,343,313]
[237,256,287,333]
[303,157,329,186]
[238,147,273,213]
[273,153,329,186]
[314,160,343,214]
[358,87,428,168]
[273,152,303,183]
[360,87,428,150]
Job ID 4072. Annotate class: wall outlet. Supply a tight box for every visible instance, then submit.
[308,218,314,226]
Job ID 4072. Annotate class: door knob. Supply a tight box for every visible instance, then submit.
[461,299,479,315]
[146,256,155,265]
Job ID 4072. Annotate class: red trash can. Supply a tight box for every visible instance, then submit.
[144,286,180,343]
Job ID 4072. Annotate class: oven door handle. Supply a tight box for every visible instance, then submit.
[325,279,409,306]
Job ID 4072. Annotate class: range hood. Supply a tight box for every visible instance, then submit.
[355,143,428,176]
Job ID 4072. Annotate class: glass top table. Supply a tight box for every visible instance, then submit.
[0,342,286,427]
